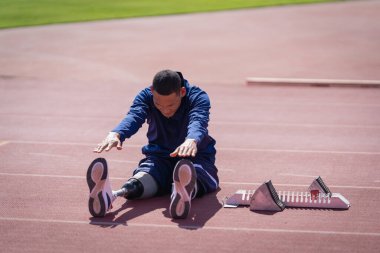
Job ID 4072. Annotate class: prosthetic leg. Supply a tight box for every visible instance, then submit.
[223,176,350,211]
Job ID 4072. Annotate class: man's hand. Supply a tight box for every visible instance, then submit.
[170,139,197,157]
[93,132,122,153]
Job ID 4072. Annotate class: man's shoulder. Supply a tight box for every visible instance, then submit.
[186,81,206,95]
[186,84,209,103]
[142,86,153,94]
[136,87,153,99]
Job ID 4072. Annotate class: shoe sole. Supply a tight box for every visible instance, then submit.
[87,157,110,217]
[169,159,196,219]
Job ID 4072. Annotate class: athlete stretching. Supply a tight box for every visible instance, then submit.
[87,69,219,219]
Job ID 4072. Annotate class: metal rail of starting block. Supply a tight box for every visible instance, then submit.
[223,177,350,211]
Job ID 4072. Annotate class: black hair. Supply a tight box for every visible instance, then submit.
[152,69,184,95]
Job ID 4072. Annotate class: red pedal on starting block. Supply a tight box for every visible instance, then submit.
[223,177,350,211]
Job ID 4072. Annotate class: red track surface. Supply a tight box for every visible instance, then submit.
[1,1,380,252]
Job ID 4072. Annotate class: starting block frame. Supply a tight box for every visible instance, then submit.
[223,177,350,211]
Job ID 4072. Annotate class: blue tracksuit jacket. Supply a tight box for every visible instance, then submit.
[112,80,216,158]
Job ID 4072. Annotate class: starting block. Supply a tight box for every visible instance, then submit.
[223,177,350,211]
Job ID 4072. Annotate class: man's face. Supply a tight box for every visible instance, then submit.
[151,87,186,118]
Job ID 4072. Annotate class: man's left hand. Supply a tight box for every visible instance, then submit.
[170,139,197,157]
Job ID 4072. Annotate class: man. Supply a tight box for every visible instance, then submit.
[87,69,219,219]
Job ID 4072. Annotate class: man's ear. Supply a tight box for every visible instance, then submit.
[180,87,186,98]
[176,72,185,87]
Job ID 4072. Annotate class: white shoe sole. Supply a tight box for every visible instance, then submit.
[86,158,112,217]
[169,159,196,219]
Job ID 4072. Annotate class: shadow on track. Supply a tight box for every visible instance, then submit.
[89,188,222,229]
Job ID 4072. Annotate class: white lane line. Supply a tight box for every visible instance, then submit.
[3,112,380,129]
[8,139,143,147]
[0,141,10,147]
[0,172,379,190]
[218,147,380,155]
[108,159,138,164]
[279,173,318,178]
[218,168,236,172]
[0,113,120,121]
[221,181,380,190]
[28,152,70,158]
[213,100,380,108]
[0,172,86,180]
[212,121,380,129]
[0,217,379,237]
[0,172,126,180]
[4,111,380,123]
[6,140,380,155]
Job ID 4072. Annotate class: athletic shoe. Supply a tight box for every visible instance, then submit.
[169,159,197,219]
[86,158,115,217]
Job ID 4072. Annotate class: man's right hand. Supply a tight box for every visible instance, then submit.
[93,132,122,153]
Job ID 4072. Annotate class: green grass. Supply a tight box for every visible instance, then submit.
[0,0,339,29]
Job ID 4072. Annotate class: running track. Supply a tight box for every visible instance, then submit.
[1,1,380,252]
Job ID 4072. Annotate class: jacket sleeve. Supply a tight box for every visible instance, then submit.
[186,89,211,145]
[112,89,150,142]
